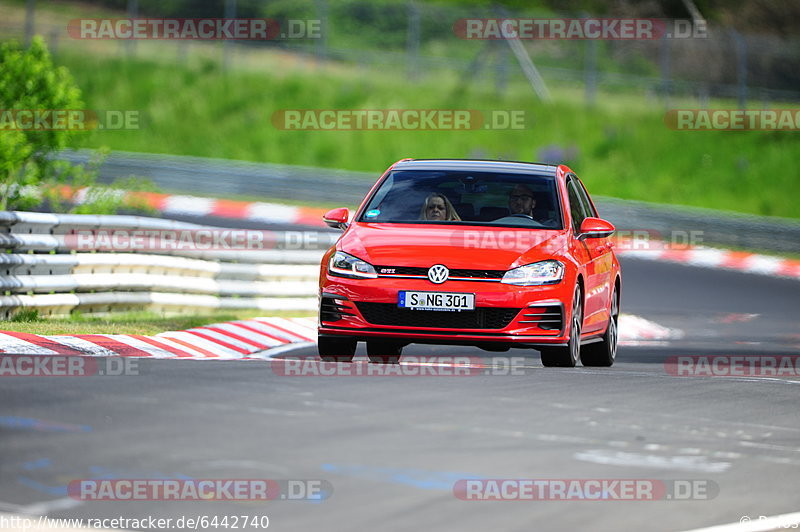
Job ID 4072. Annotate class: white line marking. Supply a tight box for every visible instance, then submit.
[573,449,731,473]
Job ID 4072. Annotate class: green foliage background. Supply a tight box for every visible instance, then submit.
[0,37,156,213]
[60,51,799,219]
[0,37,83,210]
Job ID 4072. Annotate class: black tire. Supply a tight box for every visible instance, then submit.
[580,287,619,367]
[366,340,403,364]
[541,286,582,368]
[318,335,356,362]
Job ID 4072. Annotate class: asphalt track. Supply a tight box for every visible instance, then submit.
[1,256,799,532]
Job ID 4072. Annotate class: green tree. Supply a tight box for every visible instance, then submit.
[0,36,82,210]
[0,37,152,213]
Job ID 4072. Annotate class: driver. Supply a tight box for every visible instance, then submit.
[508,184,536,217]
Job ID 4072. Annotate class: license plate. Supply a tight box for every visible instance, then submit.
[398,291,475,311]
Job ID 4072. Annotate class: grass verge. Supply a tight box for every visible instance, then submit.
[0,309,315,336]
[54,48,798,219]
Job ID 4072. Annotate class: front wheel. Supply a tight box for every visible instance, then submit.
[541,286,582,368]
[318,336,356,362]
[580,287,619,367]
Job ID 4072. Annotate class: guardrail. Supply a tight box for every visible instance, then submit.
[0,211,332,319]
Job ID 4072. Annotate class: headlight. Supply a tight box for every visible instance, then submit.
[328,251,378,279]
[501,260,564,286]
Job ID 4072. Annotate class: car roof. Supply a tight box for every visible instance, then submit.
[391,159,559,176]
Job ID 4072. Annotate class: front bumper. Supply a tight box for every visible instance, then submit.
[318,274,573,348]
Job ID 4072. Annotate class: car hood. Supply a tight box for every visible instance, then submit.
[338,223,568,270]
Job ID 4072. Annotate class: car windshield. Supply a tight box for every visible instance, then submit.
[357,170,563,229]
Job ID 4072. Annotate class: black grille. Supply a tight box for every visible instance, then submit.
[355,302,520,329]
[320,296,355,322]
[375,266,504,279]
[520,305,563,331]
[450,269,505,279]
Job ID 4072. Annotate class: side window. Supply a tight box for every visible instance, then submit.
[573,176,598,218]
[566,179,587,233]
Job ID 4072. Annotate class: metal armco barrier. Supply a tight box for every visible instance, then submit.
[0,211,331,318]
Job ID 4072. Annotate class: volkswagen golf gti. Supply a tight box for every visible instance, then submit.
[317,159,621,367]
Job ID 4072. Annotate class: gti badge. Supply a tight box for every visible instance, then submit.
[427,264,449,284]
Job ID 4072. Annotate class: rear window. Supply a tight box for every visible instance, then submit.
[357,170,563,230]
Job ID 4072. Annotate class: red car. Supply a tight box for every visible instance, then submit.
[318,159,621,367]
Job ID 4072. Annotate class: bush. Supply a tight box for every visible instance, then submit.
[0,37,153,213]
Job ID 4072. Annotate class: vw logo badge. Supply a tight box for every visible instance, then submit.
[427,264,449,284]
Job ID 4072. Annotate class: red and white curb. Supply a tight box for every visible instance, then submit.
[616,239,800,281]
[0,317,317,359]
[66,187,331,228]
[0,314,678,358]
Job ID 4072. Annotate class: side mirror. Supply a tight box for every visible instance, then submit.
[323,208,350,230]
[578,217,615,240]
